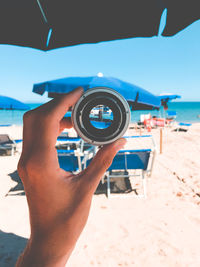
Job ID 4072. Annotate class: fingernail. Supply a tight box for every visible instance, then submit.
[115,138,127,151]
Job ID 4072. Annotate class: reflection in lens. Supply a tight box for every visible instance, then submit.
[89,105,113,129]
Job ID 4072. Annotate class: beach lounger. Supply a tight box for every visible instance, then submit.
[139,114,151,128]
[165,110,177,127]
[58,145,95,173]
[176,122,192,132]
[57,149,82,173]
[0,134,17,156]
[105,135,156,198]
[151,117,165,127]
[56,136,84,152]
[84,135,156,198]
[106,149,151,198]
[139,114,162,131]
[140,114,151,124]
[0,124,12,127]
[124,135,156,176]
[167,110,177,119]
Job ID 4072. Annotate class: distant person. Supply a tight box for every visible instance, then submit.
[16,87,126,267]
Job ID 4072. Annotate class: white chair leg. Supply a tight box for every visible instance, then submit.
[107,174,111,198]
[11,147,14,156]
[77,155,82,172]
[142,171,147,198]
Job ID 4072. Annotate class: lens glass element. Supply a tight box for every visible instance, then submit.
[89,105,113,129]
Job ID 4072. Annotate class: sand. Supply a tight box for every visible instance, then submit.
[0,123,200,267]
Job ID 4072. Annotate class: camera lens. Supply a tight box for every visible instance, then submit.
[72,87,130,146]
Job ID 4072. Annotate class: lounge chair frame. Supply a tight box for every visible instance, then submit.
[106,135,156,198]
[0,134,17,156]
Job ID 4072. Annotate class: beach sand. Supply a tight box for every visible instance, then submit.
[0,123,200,267]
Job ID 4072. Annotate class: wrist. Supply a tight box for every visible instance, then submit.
[16,238,73,267]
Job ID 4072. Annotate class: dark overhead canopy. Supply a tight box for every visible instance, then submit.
[0,0,200,51]
[0,1,49,50]
[162,0,200,36]
[44,0,164,50]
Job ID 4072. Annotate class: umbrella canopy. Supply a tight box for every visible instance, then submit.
[33,76,161,110]
[0,95,30,110]
[158,93,181,109]
[158,94,181,101]
[0,0,199,51]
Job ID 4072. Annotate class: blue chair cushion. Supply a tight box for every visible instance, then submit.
[108,150,151,171]
[86,149,151,171]
[0,124,12,127]
[124,135,152,139]
[167,111,177,116]
[179,122,192,126]
[57,150,79,172]
[57,137,81,142]
[14,139,23,144]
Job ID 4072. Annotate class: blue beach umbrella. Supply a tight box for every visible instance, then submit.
[0,95,29,110]
[158,94,181,109]
[33,76,161,110]
[158,94,181,102]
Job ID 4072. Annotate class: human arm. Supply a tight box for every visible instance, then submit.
[16,87,126,267]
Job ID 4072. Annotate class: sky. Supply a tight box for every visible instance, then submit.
[0,15,200,103]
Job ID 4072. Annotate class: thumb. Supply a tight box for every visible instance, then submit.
[82,138,127,191]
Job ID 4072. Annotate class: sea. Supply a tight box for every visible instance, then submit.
[0,102,200,126]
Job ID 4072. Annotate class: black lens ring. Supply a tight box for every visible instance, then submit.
[72,87,130,145]
[75,91,127,142]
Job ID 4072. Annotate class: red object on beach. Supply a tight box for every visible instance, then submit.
[152,118,165,127]
[144,118,152,132]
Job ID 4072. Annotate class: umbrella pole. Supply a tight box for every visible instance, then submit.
[160,128,163,154]
[135,123,138,134]
[139,125,142,136]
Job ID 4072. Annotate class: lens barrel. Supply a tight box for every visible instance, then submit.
[72,87,130,145]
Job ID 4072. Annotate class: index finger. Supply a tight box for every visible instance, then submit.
[21,87,83,156]
[35,87,83,121]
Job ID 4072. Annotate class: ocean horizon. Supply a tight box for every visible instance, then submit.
[0,101,200,126]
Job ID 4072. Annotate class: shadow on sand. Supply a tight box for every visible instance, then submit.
[0,230,27,267]
[6,170,25,196]
[6,170,132,197]
[173,128,188,132]
[95,175,132,196]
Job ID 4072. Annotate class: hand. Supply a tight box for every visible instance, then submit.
[16,87,126,267]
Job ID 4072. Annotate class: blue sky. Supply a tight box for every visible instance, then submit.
[0,17,200,103]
